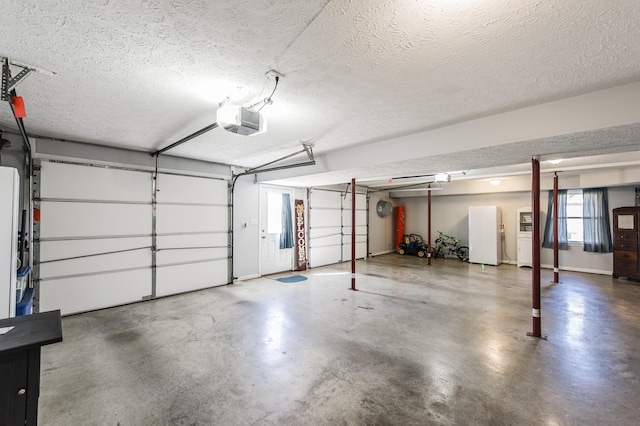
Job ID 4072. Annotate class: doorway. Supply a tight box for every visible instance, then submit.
[260,186,294,275]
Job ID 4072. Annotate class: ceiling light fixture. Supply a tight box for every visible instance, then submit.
[216,72,282,136]
[489,178,502,186]
[547,159,564,165]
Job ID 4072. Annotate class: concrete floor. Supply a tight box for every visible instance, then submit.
[38,254,640,425]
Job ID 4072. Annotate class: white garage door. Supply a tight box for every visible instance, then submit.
[37,161,153,315]
[36,161,230,315]
[342,192,367,260]
[155,173,228,297]
[308,189,342,267]
[308,188,367,268]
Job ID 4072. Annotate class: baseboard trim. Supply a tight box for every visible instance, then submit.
[540,263,612,276]
[370,250,395,257]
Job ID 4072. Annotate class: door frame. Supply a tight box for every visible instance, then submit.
[259,185,295,276]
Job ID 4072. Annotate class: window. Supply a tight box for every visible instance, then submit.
[565,189,583,243]
[267,192,282,234]
[543,187,613,252]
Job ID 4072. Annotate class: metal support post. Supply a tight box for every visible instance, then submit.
[351,178,357,291]
[552,172,560,284]
[428,183,432,265]
[528,156,545,339]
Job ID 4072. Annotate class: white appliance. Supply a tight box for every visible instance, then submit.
[468,206,502,266]
[1,167,20,319]
[517,207,532,267]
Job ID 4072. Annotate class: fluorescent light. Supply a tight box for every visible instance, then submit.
[389,187,444,193]
[489,178,502,186]
[547,159,564,165]
[434,173,451,183]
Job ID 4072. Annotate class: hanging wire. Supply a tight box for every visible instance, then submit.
[257,76,279,111]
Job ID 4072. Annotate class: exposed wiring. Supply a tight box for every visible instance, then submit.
[502,232,511,263]
[257,76,279,111]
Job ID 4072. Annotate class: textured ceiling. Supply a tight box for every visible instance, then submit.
[1,0,640,186]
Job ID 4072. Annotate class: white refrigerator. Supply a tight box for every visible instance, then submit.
[1,167,19,319]
[468,206,502,266]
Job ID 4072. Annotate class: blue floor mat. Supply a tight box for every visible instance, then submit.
[276,275,308,283]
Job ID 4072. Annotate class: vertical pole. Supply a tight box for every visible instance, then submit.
[150,155,158,298]
[552,173,559,283]
[351,178,357,291]
[428,183,432,265]
[529,156,542,338]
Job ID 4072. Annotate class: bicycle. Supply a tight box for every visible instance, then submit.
[433,231,469,262]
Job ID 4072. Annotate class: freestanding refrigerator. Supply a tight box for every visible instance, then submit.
[468,206,502,266]
[0,167,19,319]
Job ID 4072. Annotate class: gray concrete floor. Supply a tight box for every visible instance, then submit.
[39,254,640,425]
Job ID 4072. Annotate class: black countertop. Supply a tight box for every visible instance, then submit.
[0,310,63,355]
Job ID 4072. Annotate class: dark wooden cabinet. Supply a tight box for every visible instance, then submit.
[0,310,62,426]
[613,207,640,280]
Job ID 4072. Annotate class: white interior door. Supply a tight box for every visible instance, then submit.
[260,186,294,275]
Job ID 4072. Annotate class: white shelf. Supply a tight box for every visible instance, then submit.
[517,207,532,267]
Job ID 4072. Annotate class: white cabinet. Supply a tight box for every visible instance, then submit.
[517,207,532,267]
[1,167,19,319]
[468,206,502,266]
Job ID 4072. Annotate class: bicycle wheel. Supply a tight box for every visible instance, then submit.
[456,246,469,262]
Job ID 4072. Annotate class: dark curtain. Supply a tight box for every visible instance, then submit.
[583,188,613,253]
[280,193,294,249]
[542,190,569,250]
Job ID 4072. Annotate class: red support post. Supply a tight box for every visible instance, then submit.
[552,173,560,284]
[428,183,432,265]
[351,178,357,291]
[528,157,543,339]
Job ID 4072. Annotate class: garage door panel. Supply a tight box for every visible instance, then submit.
[156,205,227,234]
[157,233,227,249]
[156,260,227,297]
[343,243,367,260]
[342,234,367,244]
[39,237,152,262]
[156,174,227,205]
[310,246,342,267]
[309,209,341,227]
[309,226,342,239]
[342,193,367,210]
[157,248,227,265]
[39,269,151,315]
[342,211,367,227]
[40,248,151,279]
[310,190,342,208]
[309,233,342,248]
[40,162,151,202]
[342,225,367,236]
[40,201,151,239]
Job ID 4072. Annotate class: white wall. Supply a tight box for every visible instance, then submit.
[393,185,637,275]
[399,191,529,263]
[368,191,396,256]
[539,185,634,274]
[232,177,260,280]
